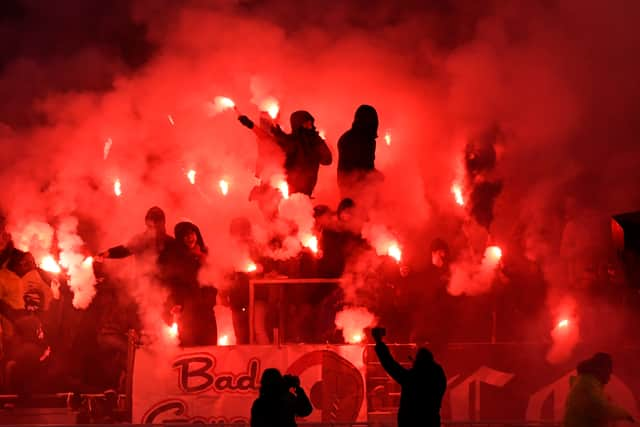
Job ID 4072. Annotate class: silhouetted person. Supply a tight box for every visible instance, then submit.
[98,206,175,267]
[251,368,312,427]
[372,327,446,427]
[337,105,380,197]
[240,111,332,197]
[564,352,634,427]
[159,221,217,346]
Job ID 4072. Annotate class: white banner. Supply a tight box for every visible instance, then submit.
[133,345,368,424]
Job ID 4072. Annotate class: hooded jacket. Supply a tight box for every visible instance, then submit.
[564,371,632,427]
[273,111,332,196]
[337,105,378,175]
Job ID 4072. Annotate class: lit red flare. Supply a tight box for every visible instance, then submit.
[82,256,93,267]
[350,334,363,344]
[40,255,62,274]
[451,183,465,206]
[260,99,280,120]
[384,132,392,146]
[387,243,402,263]
[219,179,229,196]
[103,138,113,160]
[302,235,319,255]
[187,169,196,185]
[319,129,326,140]
[167,322,179,339]
[485,245,503,263]
[113,179,122,197]
[214,96,236,111]
[557,319,570,329]
[246,262,258,273]
[218,335,229,346]
[277,180,289,199]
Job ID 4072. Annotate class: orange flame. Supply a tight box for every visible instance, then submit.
[387,243,402,263]
[218,335,229,346]
[557,319,570,329]
[260,99,280,120]
[384,132,392,146]
[351,334,363,343]
[302,235,319,255]
[113,178,122,197]
[40,255,62,274]
[219,179,229,196]
[451,183,465,206]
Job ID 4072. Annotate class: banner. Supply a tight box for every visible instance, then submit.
[133,345,367,424]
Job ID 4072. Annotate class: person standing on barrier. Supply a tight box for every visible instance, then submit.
[251,368,312,427]
[564,352,635,427]
[372,327,447,427]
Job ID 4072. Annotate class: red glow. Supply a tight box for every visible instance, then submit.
[214,96,235,110]
[168,115,175,125]
[277,180,289,199]
[103,138,113,160]
[40,255,61,274]
[82,256,93,267]
[302,235,319,255]
[319,129,326,140]
[113,178,122,197]
[387,243,402,263]
[384,132,392,146]
[486,245,503,262]
[260,99,280,120]
[167,322,179,338]
[218,335,229,346]
[350,334,363,344]
[451,183,465,206]
[246,262,257,273]
[219,179,229,196]
[187,169,196,185]
[557,319,569,329]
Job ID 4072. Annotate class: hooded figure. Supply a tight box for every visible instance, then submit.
[373,329,446,427]
[251,368,312,427]
[271,110,332,197]
[159,221,217,346]
[337,105,379,195]
[564,353,634,427]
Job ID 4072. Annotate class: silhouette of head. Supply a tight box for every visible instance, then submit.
[259,368,284,397]
[290,111,315,133]
[413,347,435,370]
[337,198,355,222]
[145,206,166,236]
[352,104,379,137]
[577,352,613,385]
[430,238,450,268]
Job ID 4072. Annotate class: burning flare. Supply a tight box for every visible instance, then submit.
[302,235,319,255]
[219,179,229,196]
[82,256,94,267]
[103,138,113,160]
[384,132,392,146]
[260,98,280,120]
[40,255,61,274]
[246,262,257,273]
[557,318,570,329]
[113,179,122,197]
[167,322,179,339]
[335,307,376,345]
[187,169,196,185]
[485,246,503,263]
[387,243,402,263]
[218,335,229,346]
[214,96,236,111]
[451,183,465,206]
[319,129,326,140]
[277,180,289,199]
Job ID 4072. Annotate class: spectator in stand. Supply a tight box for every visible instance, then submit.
[564,352,635,427]
[159,221,217,346]
[251,368,312,427]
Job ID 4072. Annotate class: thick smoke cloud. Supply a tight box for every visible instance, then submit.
[1,0,640,353]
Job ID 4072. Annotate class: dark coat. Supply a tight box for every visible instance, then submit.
[250,388,313,427]
[337,105,378,177]
[273,111,332,196]
[375,341,447,427]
